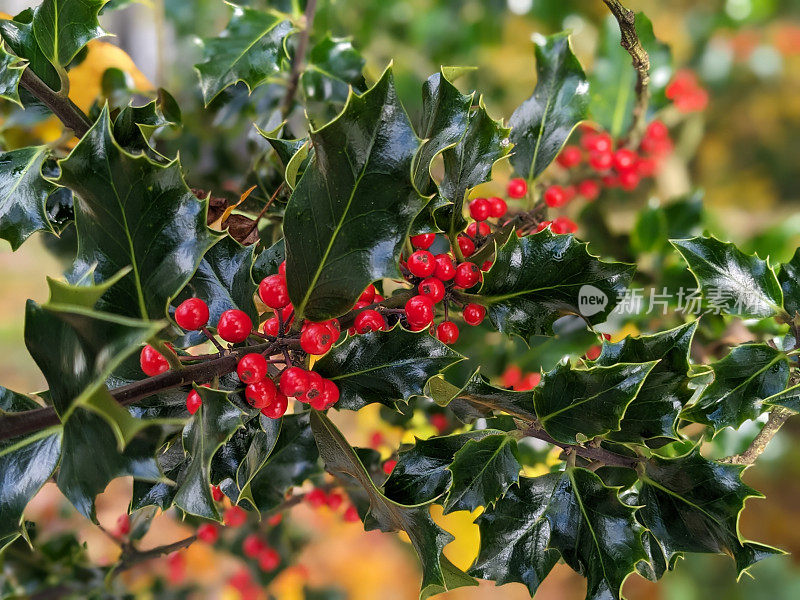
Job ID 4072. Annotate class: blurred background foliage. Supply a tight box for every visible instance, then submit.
[3,0,800,598]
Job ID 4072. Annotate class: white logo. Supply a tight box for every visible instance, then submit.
[578,284,608,317]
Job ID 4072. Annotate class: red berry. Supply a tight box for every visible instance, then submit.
[323,319,341,343]
[359,284,377,304]
[174,298,209,330]
[454,262,481,289]
[536,220,552,232]
[186,389,202,414]
[237,353,268,384]
[585,345,602,361]
[436,321,459,344]
[211,485,224,502]
[258,547,280,571]
[489,196,507,218]
[501,365,523,388]
[405,295,435,328]
[467,221,491,238]
[306,488,327,508]
[418,278,445,304]
[646,120,668,140]
[589,151,613,171]
[243,534,265,558]
[259,275,290,309]
[278,261,286,278]
[618,169,640,191]
[407,250,436,278]
[544,185,568,208]
[433,254,456,281]
[262,316,280,336]
[197,523,219,543]
[344,505,360,522]
[481,260,493,272]
[354,309,386,334]
[245,378,277,409]
[430,413,449,434]
[613,149,638,171]
[116,514,130,536]
[556,145,583,168]
[411,233,436,250]
[267,513,283,526]
[140,345,169,377]
[577,179,601,201]
[217,310,252,343]
[457,235,475,258]
[369,431,385,448]
[300,322,335,354]
[552,216,578,234]
[319,379,340,408]
[587,132,613,153]
[514,372,542,390]
[507,178,528,199]
[224,505,247,527]
[326,491,344,510]
[463,303,486,326]
[383,459,397,475]
[469,198,491,221]
[300,371,325,405]
[261,392,288,419]
[280,366,310,398]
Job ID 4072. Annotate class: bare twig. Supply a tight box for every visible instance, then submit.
[720,408,793,465]
[244,183,284,238]
[19,69,92,137]
[601,0,651,146]
[115,535,197,572]
[280,0,318,118]
[521,424,641,469]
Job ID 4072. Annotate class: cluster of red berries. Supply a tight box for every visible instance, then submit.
[500,365,542,391]
[665,69,709,113]
[504,177,578,234]
[305,487,360,523]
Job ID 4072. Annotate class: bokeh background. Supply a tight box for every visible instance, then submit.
[3,0,800,598]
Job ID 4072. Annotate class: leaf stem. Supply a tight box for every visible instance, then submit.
[719,408,793,465]
[19,68,92,137]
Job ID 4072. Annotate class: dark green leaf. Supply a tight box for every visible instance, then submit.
[383,430,499,505]
[590,14,672,137]
[32,0,106,67]
[252,237,285,281]
[763,383,800,412]
[595,321,698,442]
[0,10,60,91]
[671,236,784,319]
[195,5,292,105]
[534,360,656,444]
[444,433,520,514]
[508,32,589,181]
[639,450,783,577]
[302,35,365,108]
[131,439,185,511]
[777,247,800,317]
[310,411,476,599]
[0,146,55,251]
[236,413,320,513]
[681,343,789,433]
[173,387,246,520]
[176,235,257,347]
[57,107,221,320]
[112,98,180,155]
[313,326,463,411]
[470,473,561,595]
[283,68,427,321]
[477,229,636,340]
[0,41,25,105]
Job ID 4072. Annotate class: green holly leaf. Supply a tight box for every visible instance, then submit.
[236,413,320,513]
[302,34,366,109]
[0,41,25,106]
[252,237,285,281]
[595,321,698,442]
[32,0,106,67]
[425,370,536,423]
[195,5,292,105]
[639,450,783,577]
[0,9,61,91]
[0,389,62,551]
[590,13,672,137]
[173,387,246,520]
[176,235,257,347]
[46,266,130,308]
[313,326,463,411]
[283,68,427,321]
[681,343,789,433]
[0,146,57,251]
[132,439,185,511]
[412,69,473,194]
[470,473,561,596]
[112,96,181,155]
[476,229,636,340]
[383,430,501,506]
[763,383,800,412]
[534,360,657,444]
[777,248,800,317]
[671,236,784,319]
[443,433,520,514]
[56,106,221,320]
[310,411,476,600]
[436,99,510,238]
[508,32,589,181]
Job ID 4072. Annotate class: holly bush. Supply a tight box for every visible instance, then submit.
[1,0,798,598]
